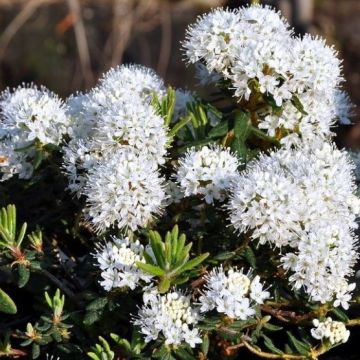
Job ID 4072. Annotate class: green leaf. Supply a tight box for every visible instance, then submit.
[83,311,103,326]
[198,317,221,331]
[169,115,192,137]
[286,331,310,356]
[17,265,30,288]
[208,121,229,138]
[262,334,283,355]
[32,343,40,359]
[212,251,235,261]
[16,223,27,247]
[201,334,209,356]
[174,234,186,263]
[241,246,256,269]
[263,323,283,332]
[330,307,349,322]
[110,334,131,352]
[32,150,43,170]
[174,347,194,360]
[230,137,248,159]
[86,297,108,311]
[175,252,209,274]
[0,288,17,314]
[291,95,308,115]
[149,231,166,269]
[136,262,166,276]
[177,139,214,153]
[87,352,100,360]
[234,111,251,141]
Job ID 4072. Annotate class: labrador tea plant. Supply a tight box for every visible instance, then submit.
[1,4,360,360]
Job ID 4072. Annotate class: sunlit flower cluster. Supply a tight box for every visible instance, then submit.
[94,236,152,291]
[311,318,350,345]
[63,64,167,196]
[133,291,202,348]
[229,143,359,305]
[176,145,240,203]
[84,150,165,233]
[62,64,167,231]
[199,267,270,319]
[0,85,69,180]
[184,5,354,145]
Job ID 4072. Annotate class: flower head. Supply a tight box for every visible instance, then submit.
[199,266,270,319]
[0,84,69,180]
[311,317,350,345]
[94,237,152,291]
[176,145,240,204]
[229,143,359,305]
[133,291,202,348]
[84,149,166,233]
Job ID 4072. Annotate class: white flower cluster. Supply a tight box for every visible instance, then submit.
[63,64,168,232]
[84,150,165,233]
[176,145,240,204]
[311,318,350,345]
[0,85,69,180]
[199,267,270,319]
[94,236,152,291]
[133,291,202,348]
[184,5,354,146]
[229,143,359,306]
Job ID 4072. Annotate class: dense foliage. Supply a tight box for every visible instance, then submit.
[1,4,360,360]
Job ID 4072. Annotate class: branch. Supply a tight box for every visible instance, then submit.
[66,0,94,87]
[241,339,305,360]
[347,318,360,327]
[0,0,58,62]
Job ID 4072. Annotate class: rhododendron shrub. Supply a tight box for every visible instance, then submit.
[1,5,360,360]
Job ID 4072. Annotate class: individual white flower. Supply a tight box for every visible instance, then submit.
[229,143,359,305]
[94,236,152,291]
[311,318,350,345]
[0,84,69,180]
[199,267,270,320]
[84,149,166,233]
[133,291,202,348]
[176,145,240,204]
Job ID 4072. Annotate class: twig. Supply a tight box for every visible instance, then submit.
[109,0,133,67]
[37,268,78,304]
[156,0,172,78]
[241,339,305,360]
[260,305,319,325]
[0,0,58,62]
[66,0,94,88]
[347,318,360,327]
